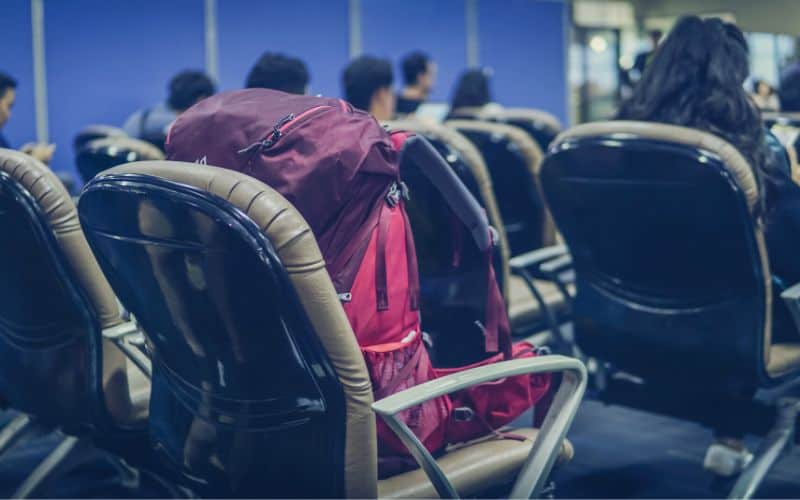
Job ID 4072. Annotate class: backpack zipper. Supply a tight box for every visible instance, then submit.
[238,105,331,156]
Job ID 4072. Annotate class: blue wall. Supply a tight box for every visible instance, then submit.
[361,0,467,102]
[479,0,568,125]
[218,0,349,97]
[4,0,568,176]
[44,0,205,175]
[0,0,36,148]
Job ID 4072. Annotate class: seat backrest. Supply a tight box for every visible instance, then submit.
[0,149,132,430]
[386,119,511,300]
[498,108,562,152]
[76,136,164,183]
[448,106,562,152]
[541,122,772,389]
[447,119,557,256]
[72,124,128,152]
[78,161,377,498]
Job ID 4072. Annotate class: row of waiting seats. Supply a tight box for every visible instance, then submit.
[8,101,800,498]
[390,111,800,497]
[0,106,586,497]
[71,107,572,345]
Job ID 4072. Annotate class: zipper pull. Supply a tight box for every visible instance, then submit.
[237,113,295,155]
[264,113,295,147]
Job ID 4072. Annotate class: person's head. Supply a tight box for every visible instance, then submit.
[649,29,664,47]
[451,69,491,110]
[245,52,310,94]
[402,51,437,95]
[167,70,216,112]
[0,72,17,130]
[780,67,800,112]
[755,79,774,98]
[342,56,395,120]
[617,16,772,209]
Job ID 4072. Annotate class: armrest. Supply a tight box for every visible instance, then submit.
[372,355,587,499]
[508,245,568,272]
[103,321,151,379]
[539,254,573,278]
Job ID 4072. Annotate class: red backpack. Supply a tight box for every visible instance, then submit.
[165,89,550,475]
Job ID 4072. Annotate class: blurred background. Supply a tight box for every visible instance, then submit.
[1,0,799,180]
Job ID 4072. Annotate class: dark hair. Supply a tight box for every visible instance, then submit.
[451,69,491,109]
[650,30,663,43]
[0,72,17,98]
[402,51,431,86]
[342,56,393,111]
[617,16,776,213]
[246,52,310,94]
[167,70,216,111]
[779,67,800,112]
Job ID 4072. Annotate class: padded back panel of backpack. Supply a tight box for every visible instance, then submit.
[400,144,492,367]
[424,135,505,300]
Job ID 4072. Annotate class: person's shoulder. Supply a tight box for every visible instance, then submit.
[122,109,145,136]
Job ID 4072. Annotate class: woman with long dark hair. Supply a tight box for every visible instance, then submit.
[617,15,800,475]
[619,16,798,283]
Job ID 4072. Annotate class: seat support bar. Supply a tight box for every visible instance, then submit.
[728,398,800,499]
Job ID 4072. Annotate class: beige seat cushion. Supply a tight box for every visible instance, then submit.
[378,427,573,498]
[126,359,151,421]
[508,275,570,330]
[767,343,800,377]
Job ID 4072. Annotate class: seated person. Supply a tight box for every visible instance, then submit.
[245,52,310,94]
[752,79,780,111]
[342,55,395,121]
[771,69,800,178]
[123,70,215,149]
[396,51,437,115]
[448,68,502,118]
[616,15,800,470]
[0,71,55,164]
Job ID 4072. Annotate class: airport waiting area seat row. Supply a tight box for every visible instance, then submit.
[5,103,800,497]
[0,126,587,497]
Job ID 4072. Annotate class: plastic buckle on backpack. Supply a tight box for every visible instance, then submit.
[453,407,476,422]
[386,183,401,207]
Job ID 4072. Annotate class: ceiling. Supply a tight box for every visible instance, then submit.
[576,0,800,35]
